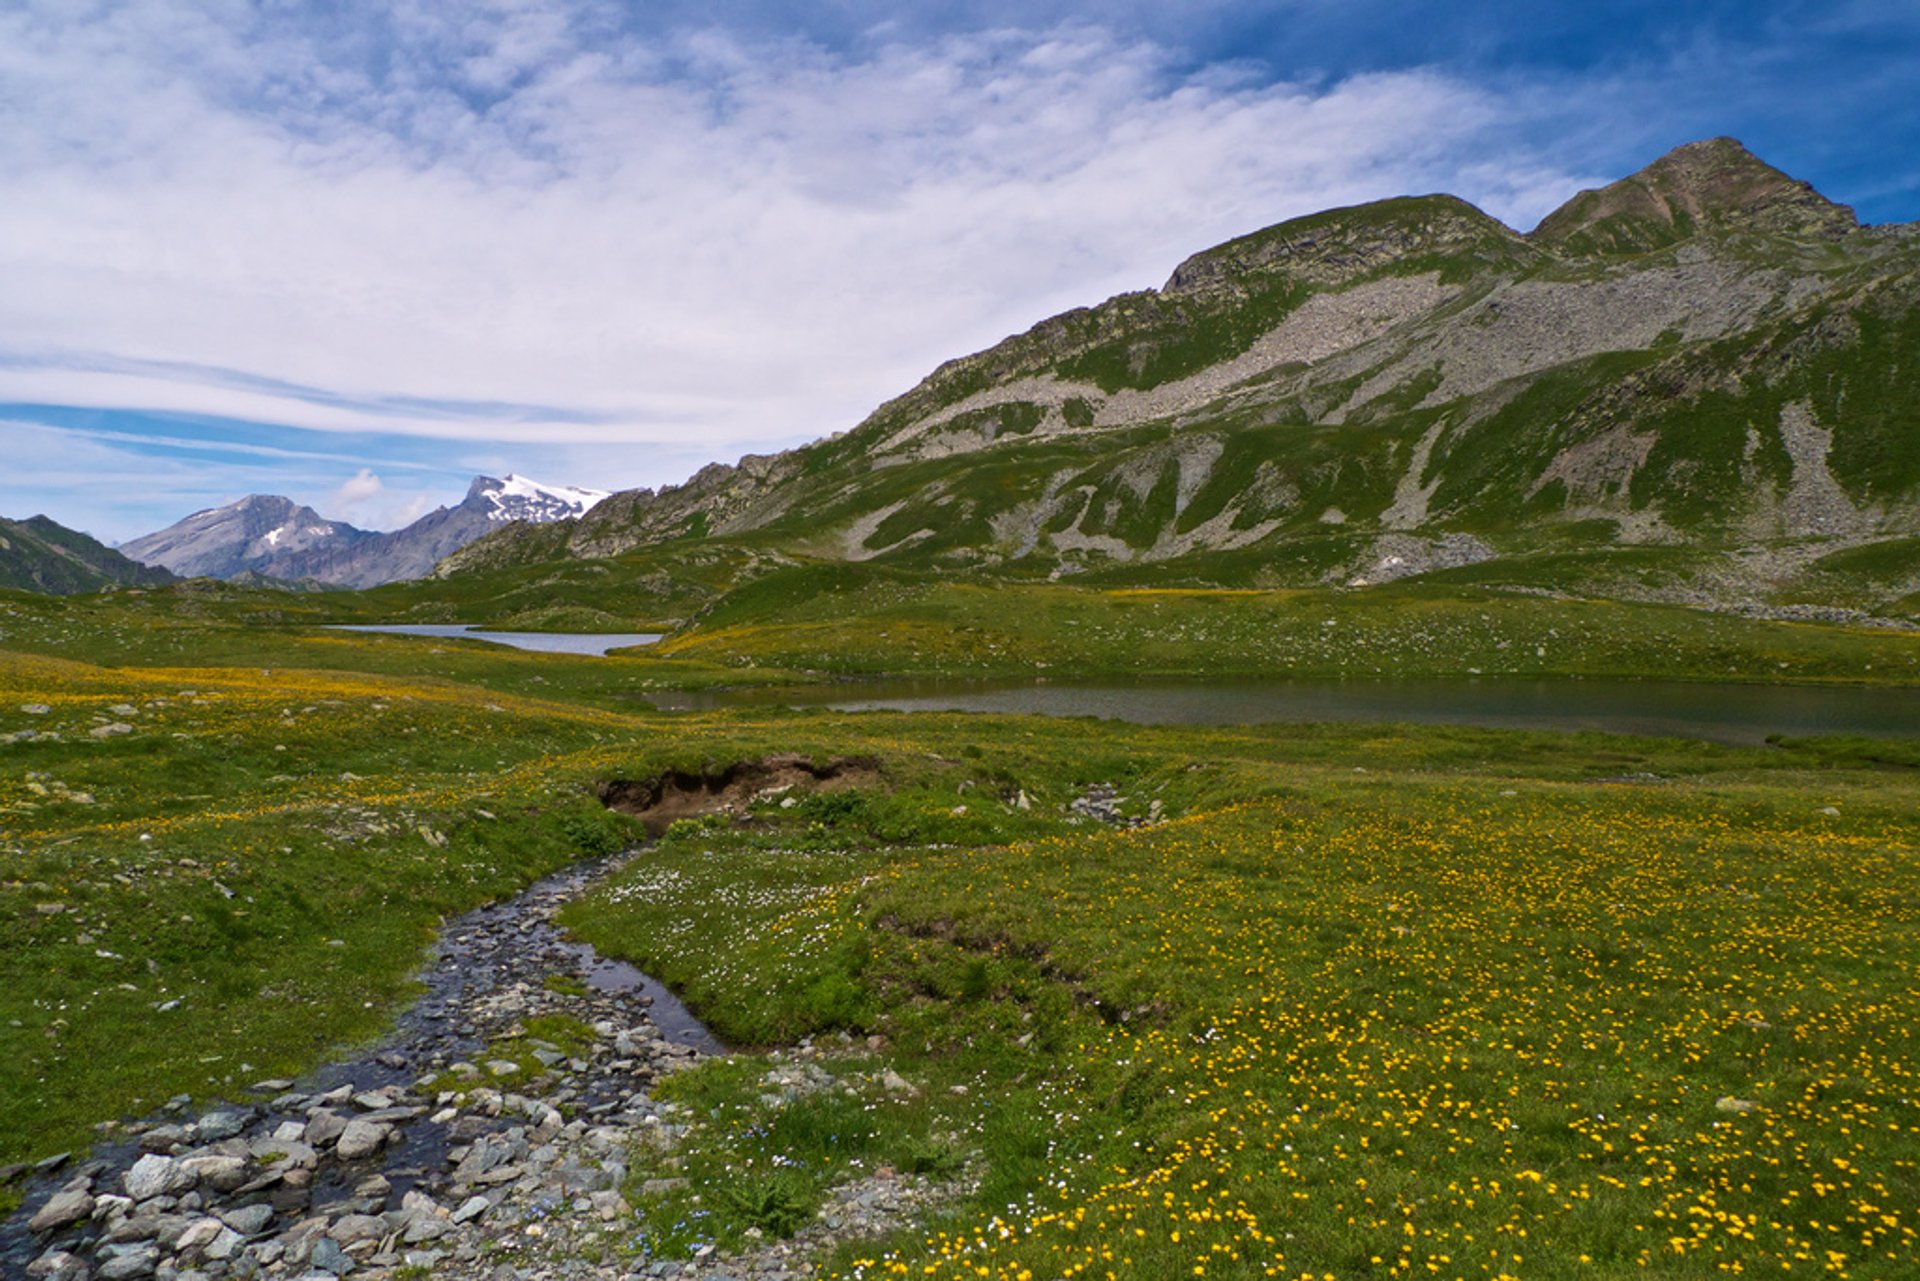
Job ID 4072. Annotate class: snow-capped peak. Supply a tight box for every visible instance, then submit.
[469,474,609,523]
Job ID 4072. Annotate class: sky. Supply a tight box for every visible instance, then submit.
[2,1,1915,543]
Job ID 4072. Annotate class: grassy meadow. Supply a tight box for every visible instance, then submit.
[2,581,1919,1279]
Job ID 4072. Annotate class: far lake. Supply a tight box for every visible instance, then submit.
[649,676,1920,745]
[327,624,662,656]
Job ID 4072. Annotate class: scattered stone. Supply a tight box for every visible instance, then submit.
[1715,1096,1759,1114]
[193,1111,249,1142]
[302,1110,347,1149]
[25,1249,90,1280]
[122,1155,194,1202]
[27,1187,93,1234]
[332,1120,391,1162]
[218,1203,274,1237]
[309,1236,355,1275]
[97,1245,158,1279]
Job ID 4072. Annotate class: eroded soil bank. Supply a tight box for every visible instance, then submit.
[596,755,881,833]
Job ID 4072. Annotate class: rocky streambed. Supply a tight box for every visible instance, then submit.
[4,851,733,1281]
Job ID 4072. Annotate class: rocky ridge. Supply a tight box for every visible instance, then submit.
[439,139,1920,614]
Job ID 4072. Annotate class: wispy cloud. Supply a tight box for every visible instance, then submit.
[2,2,1907,541]
[0,7,1591,457]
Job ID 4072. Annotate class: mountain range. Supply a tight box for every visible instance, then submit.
[122,474,607,589]
[439,138,1920,613]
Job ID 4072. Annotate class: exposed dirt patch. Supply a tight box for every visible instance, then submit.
[597,753,882,832]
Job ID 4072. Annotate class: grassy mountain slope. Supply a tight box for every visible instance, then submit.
[440,139,1920,617]
[0,515,177,595]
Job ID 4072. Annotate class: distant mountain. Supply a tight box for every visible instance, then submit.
[439,139,1920,611]
[0,515,177,594]
[124,474,607,588]
[120,495,368,581]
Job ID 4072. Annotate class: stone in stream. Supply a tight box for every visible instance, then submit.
[193,1111,250,1142]
[178,1153,248,1193]
[219,1202,275,1236]
[26,1186,93,1234]
[25,1250,90,1281]
[96,1245,159,1279]
[137,1125,191,1154]
[333,1119,393,1161]
[122,1154,195,1201]
[303,1109,347,1148]
[173,1217,224,1253]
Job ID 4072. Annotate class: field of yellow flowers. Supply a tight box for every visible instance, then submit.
[570,768,1920,1280]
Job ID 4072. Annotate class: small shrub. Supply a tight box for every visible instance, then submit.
[721,1169,813,1237]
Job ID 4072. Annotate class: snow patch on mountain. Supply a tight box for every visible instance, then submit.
[474,474,610,523]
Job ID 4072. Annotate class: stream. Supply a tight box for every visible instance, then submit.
[2,847,721,1279]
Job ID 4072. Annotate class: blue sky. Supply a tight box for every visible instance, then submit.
[1,0,1914,544]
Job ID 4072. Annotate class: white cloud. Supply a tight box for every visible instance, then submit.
[0,6,1598,479]
[331,467,385,507]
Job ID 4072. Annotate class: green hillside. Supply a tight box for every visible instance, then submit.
[0,515,176,595]
[435,139,1920,621]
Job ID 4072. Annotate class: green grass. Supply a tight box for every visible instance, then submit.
[563,744,1920,1279]
[650,574,1920,685]
[5,576,1920,1278]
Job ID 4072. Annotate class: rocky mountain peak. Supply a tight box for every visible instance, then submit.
[1162,194,1532,298]
[1531,136,1856,255]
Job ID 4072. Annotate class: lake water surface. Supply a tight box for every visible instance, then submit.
[651,676,1920,745]
[328,623,662,656]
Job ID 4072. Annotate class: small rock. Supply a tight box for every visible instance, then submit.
[303,1110,347,1148]
[173,1218,224,1253]
[310,1237,356,1275]
[97,1247,159,1280]
[450,1193,490,1224]
[137,1126,191,1154]
[28,1186,94,1234]
[334,1118,392,1161]
[179,1154,248,1193]
[25,1250,90,1281]
[220,1202,275,1236]
[194,1111,249,1142]
[123,1155,195,1201]
[1715,1096,1759,1114]
[328,1214,388,1246]
[202,1227,245,1261]
[588,1190,631,1221]
[88,723,134,739]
